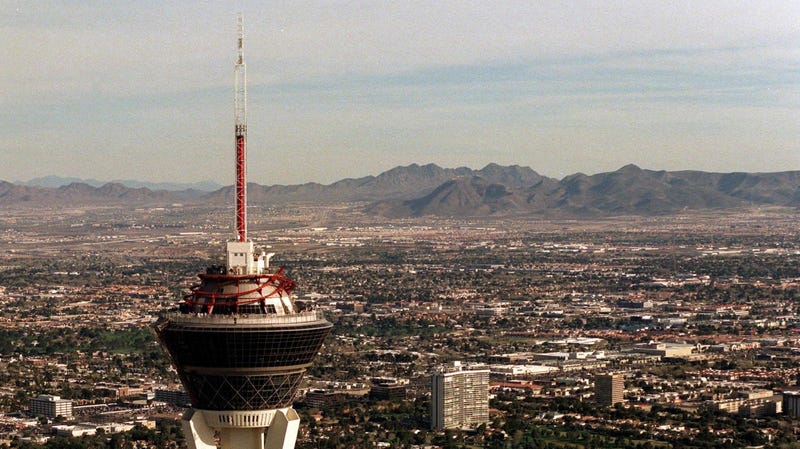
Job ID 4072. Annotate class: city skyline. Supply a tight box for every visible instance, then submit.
[2,1,798,185]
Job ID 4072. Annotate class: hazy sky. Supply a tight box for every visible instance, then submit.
[2,1,798,185]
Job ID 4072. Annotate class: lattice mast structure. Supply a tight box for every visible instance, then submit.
[234,14,247,242]
[155,14,332,449]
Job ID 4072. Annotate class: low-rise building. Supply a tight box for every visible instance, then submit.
[30,395,72,420]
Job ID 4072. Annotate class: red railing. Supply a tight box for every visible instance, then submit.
[184,268,296,311]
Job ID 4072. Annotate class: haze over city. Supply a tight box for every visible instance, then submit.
[2,1,799,185]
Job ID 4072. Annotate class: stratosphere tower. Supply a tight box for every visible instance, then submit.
[155,15,333,449]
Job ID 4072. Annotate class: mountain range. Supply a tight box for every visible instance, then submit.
[19,175,222,192]
[3,164,800,217]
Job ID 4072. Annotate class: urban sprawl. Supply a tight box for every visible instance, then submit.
[2,205,800,448]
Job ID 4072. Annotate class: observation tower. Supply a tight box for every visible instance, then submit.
[155,15,332,449]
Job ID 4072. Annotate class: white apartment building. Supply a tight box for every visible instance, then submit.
[431,361,489,430]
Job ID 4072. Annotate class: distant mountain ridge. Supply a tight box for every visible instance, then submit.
[204,163,544,205]
[0,181,186,205]
[20,175,222,192]
[3,164,800,217]
[367,164,800,217]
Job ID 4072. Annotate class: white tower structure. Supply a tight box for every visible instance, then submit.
[155,14,332,449]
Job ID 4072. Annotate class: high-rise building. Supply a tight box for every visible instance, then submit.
[154,15,332,449]
[783,391,800,417]
[595,373,624,406]
[431,362,489,430]
[30,395,72,419]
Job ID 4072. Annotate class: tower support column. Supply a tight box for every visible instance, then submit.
[182,408,300,449]
[220,427,266,449]
[264,408,300,449]
[182,409,217,449]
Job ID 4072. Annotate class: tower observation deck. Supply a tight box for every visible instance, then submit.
[155,15,332,449]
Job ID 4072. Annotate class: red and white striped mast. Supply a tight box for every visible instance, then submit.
[234,13,247,242]
[226,14,269,276]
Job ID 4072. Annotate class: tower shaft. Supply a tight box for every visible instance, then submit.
[234,14,247,242]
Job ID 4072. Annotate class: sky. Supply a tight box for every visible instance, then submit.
[1,1,799,185]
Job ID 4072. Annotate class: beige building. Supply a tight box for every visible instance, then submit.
[30,394,73,419]
[633,342,695,358]
[431,362,489,430]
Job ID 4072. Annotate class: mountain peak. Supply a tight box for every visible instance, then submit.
[399,175,518,217]
[617,163,642,173]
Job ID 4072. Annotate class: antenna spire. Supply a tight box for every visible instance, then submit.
[234,13,247,242]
